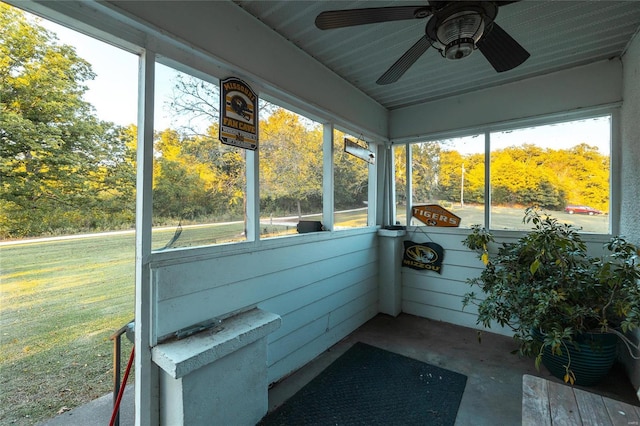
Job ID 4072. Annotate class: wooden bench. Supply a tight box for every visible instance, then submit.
[522,374,640,425]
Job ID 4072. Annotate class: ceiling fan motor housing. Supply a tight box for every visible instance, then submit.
[428,2,498,61]
[439,12,485,59]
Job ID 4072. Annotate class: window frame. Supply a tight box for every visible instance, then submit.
[394,106,620,236]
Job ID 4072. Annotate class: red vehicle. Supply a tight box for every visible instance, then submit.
[564,205,603,215]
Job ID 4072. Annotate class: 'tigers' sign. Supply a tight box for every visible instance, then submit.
[219,77,258,150]
[412,204,461,227]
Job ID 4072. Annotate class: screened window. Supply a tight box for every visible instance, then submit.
[407,135,485,228]
[152,64,246,250]
[394,145,407,225]
[399,114,612,234]
[259,102,323,238]
[334,130,370,229]
[490,116,610,233]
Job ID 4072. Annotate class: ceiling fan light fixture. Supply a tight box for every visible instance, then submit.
[444,38,475,60]
[436,11,485,60]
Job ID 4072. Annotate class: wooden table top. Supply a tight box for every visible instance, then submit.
[522,374,640,426]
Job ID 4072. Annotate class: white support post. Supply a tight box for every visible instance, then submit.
[135,49,159,426]
[484,131,491,229]
[406,143,413,226]
[389,143,397,226]
[376,142,393,227]
[322,123,334,231]
[368,143,378,227]
[246,148,259,241]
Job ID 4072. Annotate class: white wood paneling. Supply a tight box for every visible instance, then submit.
[151,230,379,383]
[267,303,378,383]
[154,233,376,301]
[390,60,622,141]
[263,271,376,342]
[400,228,610,336]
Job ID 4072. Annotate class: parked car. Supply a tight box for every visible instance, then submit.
[564,205,603,215]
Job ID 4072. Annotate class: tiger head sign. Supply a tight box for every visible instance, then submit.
[412,204,461,227]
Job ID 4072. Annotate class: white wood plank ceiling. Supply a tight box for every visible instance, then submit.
[233,1,640,110]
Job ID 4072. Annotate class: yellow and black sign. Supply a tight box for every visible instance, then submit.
[412,204,461,227]
[402,241,445,274]
[219,77,258,150]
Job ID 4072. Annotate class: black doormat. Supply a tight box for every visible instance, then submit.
[258,342,467,426]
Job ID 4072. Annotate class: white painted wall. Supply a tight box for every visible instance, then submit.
[389,59,622,141]
[620,30,640,395]
[150,230,379,383]
[401,228,611,338]
[401,229,491,333]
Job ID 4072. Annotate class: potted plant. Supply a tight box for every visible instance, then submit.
[462,207,640,385]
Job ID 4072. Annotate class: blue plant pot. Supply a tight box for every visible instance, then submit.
[539,332,618,386]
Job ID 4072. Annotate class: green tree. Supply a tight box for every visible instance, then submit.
[394,145,407,204]
[411,142,441,202]
[152,127,245,221]
[333,131,369,211]
[260,108,324,217]
[0,5,134,237]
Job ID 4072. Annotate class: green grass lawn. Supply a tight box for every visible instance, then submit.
[0,234,136,425]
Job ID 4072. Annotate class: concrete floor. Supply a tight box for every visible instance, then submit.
[40,313,639,425]
[267,314,638,426]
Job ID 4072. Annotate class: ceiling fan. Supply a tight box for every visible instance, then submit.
[315,1,530,85]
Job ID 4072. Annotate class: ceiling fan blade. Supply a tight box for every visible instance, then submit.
[315,6,431,30]
[377,36,432,85]
[477,22,530,72]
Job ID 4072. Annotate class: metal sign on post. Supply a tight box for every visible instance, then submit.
[344,137,375,164]
[219,77,258,150]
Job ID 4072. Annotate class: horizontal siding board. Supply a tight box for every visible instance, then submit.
[327,287,378,330]
[155,233,377,300]
[268,285,378,366]
[402,262,472,282]
[264,272,377,343]
[155,257,377,338]
[259,263,377,319]
[403,301,512,336]
[402,301,486,333]
[401,229,607,338]
[155,248,376,318]
[268,316,329,365]
[403,274,473,296]
[156,240,377,301]
[154,233,378,342]
[149,228,378,267]
[437,249,485,268]
[400,234,495,335]
[267,304,378,383]
[403,286,473,314]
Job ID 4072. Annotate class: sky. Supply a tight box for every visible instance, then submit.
[39,18,139,126]
[38,15,180,130]
[418,115,610,156]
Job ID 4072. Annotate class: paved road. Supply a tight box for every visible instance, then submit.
[0,208,367,247]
